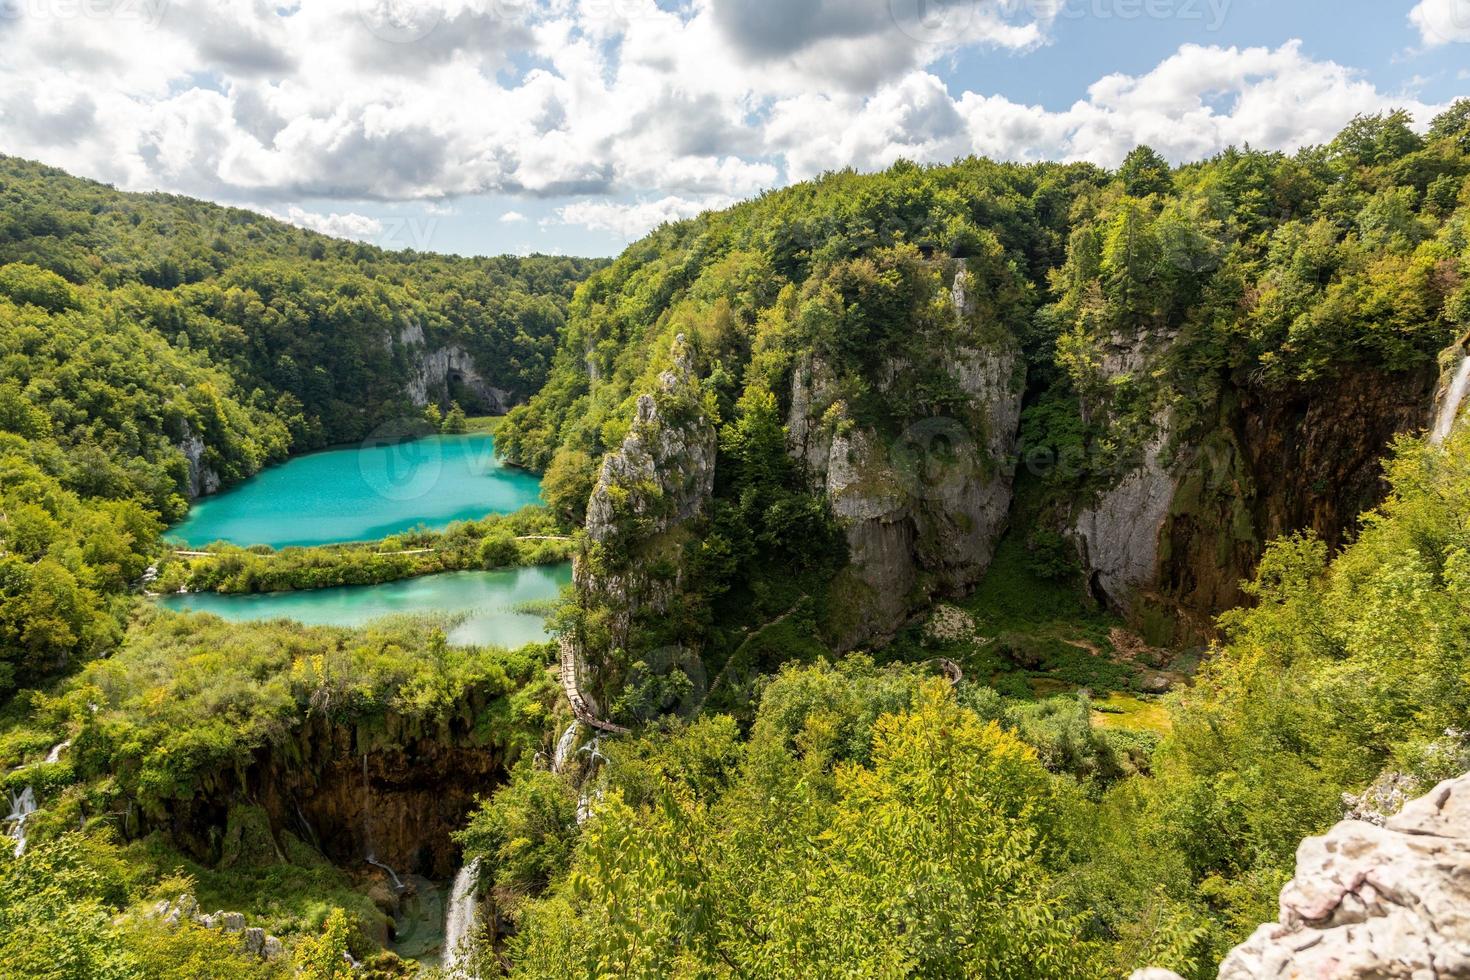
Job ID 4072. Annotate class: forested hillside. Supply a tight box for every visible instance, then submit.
[505,103,1470,704]
[2,104,1470,980]
[0,157,599,694]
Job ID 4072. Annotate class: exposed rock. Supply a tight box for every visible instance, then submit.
[1069,319,1436,637]
[1133,771,1470,980]
[1073,420,1182,609]
[155,705,507,881]
[180,425,221,498]
[149,894,285,961]
[571,333,718,712]
[396,323,513,414]
[1342,769,1421,827]
[788,260,1023,648]
[923,604,980,645]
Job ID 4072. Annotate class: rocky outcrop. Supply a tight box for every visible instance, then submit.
[1134,771,1470,980]
[397,322,514,414]
[788,261,1023,648]
[569,334,718,708]
[150,893,286,961]
[1069,329,1436,637]
[180,425,221,498]
[151,705,509,882]
[1074,419,1181,608]
[584,338,718,539]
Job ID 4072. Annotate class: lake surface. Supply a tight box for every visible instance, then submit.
[157,565,571,648]
[169,433,542,548]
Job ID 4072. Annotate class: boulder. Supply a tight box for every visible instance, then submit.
[1132,771,1470,979]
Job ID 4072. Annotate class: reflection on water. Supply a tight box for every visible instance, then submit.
[157,565,571,648]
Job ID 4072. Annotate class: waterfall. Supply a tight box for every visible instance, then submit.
[359,752,403,890]
[43,740,71,764]
[1431,353,1470,445]
[551,721,579,774]
[5,786,37,858]
[366,854,405,891]
[442,857,482,977]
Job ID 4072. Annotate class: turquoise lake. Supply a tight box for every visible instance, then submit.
[169,433,542,549]
[157,565,572,648]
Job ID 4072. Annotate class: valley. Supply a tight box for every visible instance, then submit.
[2,101,1470,979]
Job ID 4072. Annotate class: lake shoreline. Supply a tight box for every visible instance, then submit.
[168,432,546,550]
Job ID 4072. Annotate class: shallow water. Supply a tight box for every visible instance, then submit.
[158,565,571,648]
[169,433,542,548]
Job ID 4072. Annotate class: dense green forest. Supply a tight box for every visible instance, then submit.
[0,157,598,694]
[1,103,1469,979]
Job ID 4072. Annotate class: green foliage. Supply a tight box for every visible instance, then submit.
[441,402,468,434]
[167,506,569,593]
[0,833,284,979]
[457,762,578,897]
[509,680,1096,978]
[0,155,598,692]
[292,908,352,979]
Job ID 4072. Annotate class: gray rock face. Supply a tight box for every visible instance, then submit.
[149,894,285,961]
[1073,420,1181,607]
[572,334,718,704]
[1132,771,1470,980]
[787,262,1023,647]
[397,323,512,413]
[584,336,718,544]
[180,427,221,498]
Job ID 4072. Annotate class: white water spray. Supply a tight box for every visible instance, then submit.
[366,854,404,891]
[442,857,482,977]
[551,721,579,774]
[1432,353,1470,445]
[6,786,37,858]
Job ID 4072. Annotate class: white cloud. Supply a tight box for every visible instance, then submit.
[555,195,734,240]
[1410,0,1470,45]
[261,205,384,241]
[499,210,528,223]
[0,0,1445,239]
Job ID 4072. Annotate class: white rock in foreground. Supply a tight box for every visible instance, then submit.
[1134,771,1470,979]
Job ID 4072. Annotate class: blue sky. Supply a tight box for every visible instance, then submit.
[2,0,1465,258]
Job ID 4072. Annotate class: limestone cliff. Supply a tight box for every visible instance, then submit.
[180,425,222,498]
[396,322,514,414]
[1135,770,1470,980]
[135,699,509,882]
[1067,323,1437,638]
[787,261,1023,648]
[566,334,718,711]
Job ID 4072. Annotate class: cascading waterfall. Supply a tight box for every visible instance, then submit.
[1431,353,1470,445]
[5,786,37,858]
[367,854,405,891]
[44,739,71,764]
[551,720,580,774]
[360,751,405,891]
[442,856,482,977]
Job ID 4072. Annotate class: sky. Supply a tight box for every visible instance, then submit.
[1,0,1467,258]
